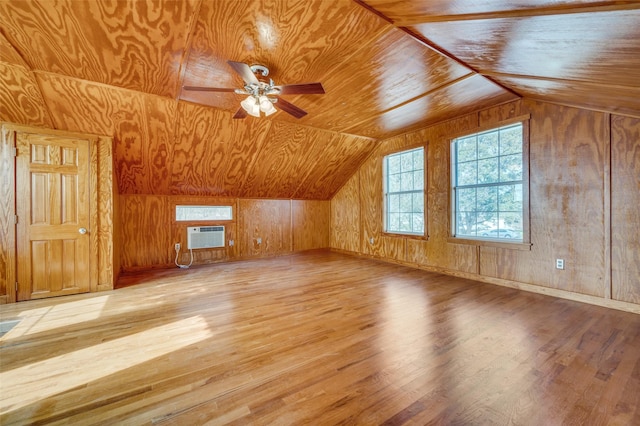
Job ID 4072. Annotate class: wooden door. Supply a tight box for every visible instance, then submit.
[16,132,91,300]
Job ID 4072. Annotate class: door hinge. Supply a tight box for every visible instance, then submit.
[14,215,18,224]
[12,147,17,157]
[15,282,18,292]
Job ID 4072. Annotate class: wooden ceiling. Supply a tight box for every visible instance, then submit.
[1,0,638,197]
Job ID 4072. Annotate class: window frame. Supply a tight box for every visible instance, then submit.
[382,145,427,238]
[449,118,531,250]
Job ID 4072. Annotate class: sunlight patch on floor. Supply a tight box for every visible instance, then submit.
[0,315,213,414]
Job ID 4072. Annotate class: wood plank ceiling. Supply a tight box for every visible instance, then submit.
[0,0,638,198]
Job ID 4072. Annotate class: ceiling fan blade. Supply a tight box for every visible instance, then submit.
[183,86,237,92]
[273,82,325,95]
[232,107,247,119]
[276,98,307,119]
[227,61,260,86]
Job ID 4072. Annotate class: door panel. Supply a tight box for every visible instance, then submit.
[16,132,90,300]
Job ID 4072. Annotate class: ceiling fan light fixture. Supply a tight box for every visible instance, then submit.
[241,96,260,117]
[259,95,277,116]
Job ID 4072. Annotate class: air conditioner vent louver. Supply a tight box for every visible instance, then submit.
[187,226,225,249]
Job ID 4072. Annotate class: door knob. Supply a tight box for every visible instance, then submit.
[79,228,87,234]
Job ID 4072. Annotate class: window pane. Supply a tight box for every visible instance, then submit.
[413,150,424,170]
[388,173,401,192]
[477,131,499,159]
[412,213,424,233]
[499,184,523,212]
[412,192,424,213]
[500,212,523,240]
[477,187,498,212]
[388,155,401,174]
[401,152,413,172]
[457,137,476,162]
[399,193,412,212]
[388,213,400,231]
[399,213,412,232]
[176,205,232,221]
[500,153,522,181]
[477,157,499,184]
[413,170,424,190]
[457,161,477,186]
[400,172,414,191]
[479,213,498,232]
[388,194,400,213]
[500,125,522,155]
[458,187,476,212]
[457,211,478,236]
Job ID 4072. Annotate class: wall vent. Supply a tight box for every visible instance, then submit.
[187,226,225,249]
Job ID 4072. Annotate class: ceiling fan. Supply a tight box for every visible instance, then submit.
[183,60,325,119]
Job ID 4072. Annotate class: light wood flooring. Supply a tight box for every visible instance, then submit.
[1,250,639,425]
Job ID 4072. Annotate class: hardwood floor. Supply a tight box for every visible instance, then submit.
[1,250,639,425]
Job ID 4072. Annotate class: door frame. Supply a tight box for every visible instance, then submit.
[1,123,115,303]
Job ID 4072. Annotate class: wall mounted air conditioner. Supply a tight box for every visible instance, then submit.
[187,226,225,249]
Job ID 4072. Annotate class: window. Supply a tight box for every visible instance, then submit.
[175,205,232,221]
[451,123,525,242]
[383,147,425,235]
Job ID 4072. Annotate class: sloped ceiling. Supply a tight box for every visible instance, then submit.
[0,0,638,198]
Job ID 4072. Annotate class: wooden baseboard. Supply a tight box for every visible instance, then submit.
[330,248,640,315]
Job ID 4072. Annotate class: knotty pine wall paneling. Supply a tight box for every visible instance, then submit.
[238,199,292,258]
[292,200,330,252]
[331,173,361,253]
[611,115,640,304]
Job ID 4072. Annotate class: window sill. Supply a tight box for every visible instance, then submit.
[448,237,532,251]
[382,232,428,241]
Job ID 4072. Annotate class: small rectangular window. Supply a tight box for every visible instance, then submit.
[383,147,425,235]
[175,205,232,221]
[451,123,524,242]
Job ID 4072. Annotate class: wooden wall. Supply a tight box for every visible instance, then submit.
[120,196,330,271]
[331,99,640,312]
[0,65,377,200]
[611,115,640,304]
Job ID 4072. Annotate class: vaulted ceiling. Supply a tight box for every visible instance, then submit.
[1,0,638,198]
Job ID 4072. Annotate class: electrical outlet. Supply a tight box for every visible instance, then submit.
[556,259,564,270]
[257,237,262,244]
[175,243,181,252]
[229,240,234,247]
